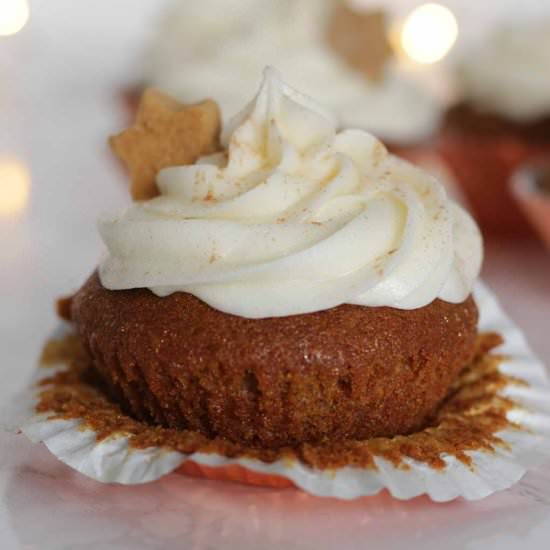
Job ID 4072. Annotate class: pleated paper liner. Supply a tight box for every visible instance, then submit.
[5,282,550,501]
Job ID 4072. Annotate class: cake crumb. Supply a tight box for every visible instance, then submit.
[55,294,74,322]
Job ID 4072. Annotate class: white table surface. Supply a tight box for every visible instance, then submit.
[1,2,549,548]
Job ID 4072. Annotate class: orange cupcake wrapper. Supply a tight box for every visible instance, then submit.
[176,460,295,489]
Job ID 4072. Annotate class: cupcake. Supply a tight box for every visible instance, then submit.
[70,68,482,451]
[439,21,550,237]
[135,0,441,160]
[511,161,550,251]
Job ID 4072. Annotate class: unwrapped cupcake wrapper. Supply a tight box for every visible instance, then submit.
[3,282,550,502]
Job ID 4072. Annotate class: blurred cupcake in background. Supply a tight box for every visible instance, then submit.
[511,161,550,252]
[131,0,442,161]
[439,20,550,237]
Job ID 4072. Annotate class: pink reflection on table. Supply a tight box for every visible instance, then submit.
[3,435,550,550]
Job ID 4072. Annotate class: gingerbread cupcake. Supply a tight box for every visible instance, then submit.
[69,68,483,452]
[439,21,550,237]
[134,0,442,161]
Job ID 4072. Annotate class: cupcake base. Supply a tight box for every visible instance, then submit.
[13,281,550,501]
[71,273,479,450]
[34,327,511,476]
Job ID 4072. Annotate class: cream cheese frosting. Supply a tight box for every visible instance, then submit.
[100,68,482,318]
[143,0,441,144]
[459,21,550,121]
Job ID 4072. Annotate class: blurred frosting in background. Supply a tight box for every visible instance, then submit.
[134,0,550,242]
[457,21,550,122]
[354,0,550,106]
[143,0,442,146]
[354,0,550,58]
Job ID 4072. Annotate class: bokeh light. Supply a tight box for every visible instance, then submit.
[0,0,30,36]
[0,157,31,217]
[400,3,458,64]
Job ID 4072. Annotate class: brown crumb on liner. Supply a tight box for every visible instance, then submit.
[326,6,392,82]
[55,295,74,322]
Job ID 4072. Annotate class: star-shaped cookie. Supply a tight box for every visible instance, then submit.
[326,4,392,82]
[110,89,221,200]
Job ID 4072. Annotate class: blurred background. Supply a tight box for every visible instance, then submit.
[1,0,549,399]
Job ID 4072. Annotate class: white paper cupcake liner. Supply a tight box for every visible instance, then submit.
[3,282,550,501]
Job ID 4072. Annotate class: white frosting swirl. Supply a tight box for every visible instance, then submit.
[459,21,550,121]
[144,0,440,144]
[100,69,482,319]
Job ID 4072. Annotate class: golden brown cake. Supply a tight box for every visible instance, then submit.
[72,272,478,448]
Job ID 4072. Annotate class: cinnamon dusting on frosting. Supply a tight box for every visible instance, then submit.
[326,5,392,81]
[99,70,482,318]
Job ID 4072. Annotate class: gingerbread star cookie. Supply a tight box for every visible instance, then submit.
[110,89,221,200]
[327,4,392,82]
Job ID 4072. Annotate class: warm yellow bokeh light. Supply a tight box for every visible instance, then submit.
[0,157,31,217]
[0,0,29,36]
[400,3,458,64]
